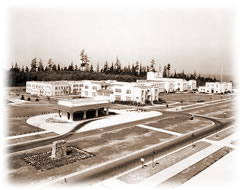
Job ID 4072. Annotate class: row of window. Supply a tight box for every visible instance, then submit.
[55,86,69,90]
[115,95,132,101]
[115,89,132,94]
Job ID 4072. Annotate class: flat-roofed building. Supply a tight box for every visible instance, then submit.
[55,97,111,121]
[199,82,233,94]
[26,72,197,103]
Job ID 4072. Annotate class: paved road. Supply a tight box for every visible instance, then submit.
[47,114,232,185]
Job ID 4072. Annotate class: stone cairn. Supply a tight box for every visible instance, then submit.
[51,140,67,159]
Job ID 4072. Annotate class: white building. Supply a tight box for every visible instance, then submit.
[142,71,197,92]
[26,71,197,103]
[198,82,232,94]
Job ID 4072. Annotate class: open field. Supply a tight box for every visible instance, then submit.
[8,117,45,136]
[207,126,236,141]
[160,93,231,103]
[191,101,235,118]
[8,104,56,118]
[6,89,236,186]
[145,116,213,134]
[8,125,174,183]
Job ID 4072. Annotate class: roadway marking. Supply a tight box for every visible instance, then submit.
[37,134,192,186]
[5,130,51,140]
[96,124,233,187]
[137,124,182,136]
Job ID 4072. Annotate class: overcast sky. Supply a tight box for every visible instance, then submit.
[9,6,234,77]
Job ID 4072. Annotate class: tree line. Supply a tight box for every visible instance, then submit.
[8,49,219,87]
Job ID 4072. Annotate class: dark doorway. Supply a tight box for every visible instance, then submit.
[73,111,84,121]
[86,110,96,119]
[67,112,70,120]
[98,108,105,116]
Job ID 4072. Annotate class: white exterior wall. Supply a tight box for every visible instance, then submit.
[26,81,54,96]
[198,86,206,93]
[80,81,102,97]
[202,82,233,94]
[188,80,197,90]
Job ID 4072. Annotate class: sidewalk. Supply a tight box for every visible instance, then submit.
[99,130,237,189]
[27,110,162,135]
[136,144,223,188]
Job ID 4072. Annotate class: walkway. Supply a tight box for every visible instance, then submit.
[98,128,237,188]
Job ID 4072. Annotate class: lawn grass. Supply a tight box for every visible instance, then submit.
[160,93,230,103]
[117,141,210,184]
[8,104,56,118]
[7,132,58,145]
[8,117,45,136]
[207,127,236,141]
[146,116,212,134]
[191,101,234,118]
[8,125,174,183]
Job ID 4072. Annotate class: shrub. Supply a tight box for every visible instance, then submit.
[153,98,166,104]
[113,100,141,106]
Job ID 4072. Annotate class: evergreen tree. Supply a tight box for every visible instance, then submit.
[114,57,121,74]
[150,59,156,72]
[25,66,29,73]
[163,65,167,77]
[103,61,109,73]
[110,62,114,73]
[167,63,171,77]
[80,49,86,71]
[57,64,61,71]
[38,59,44,71]
[68,61,74,71]
[90,64,94,72]
[47,58,53,71]
[31,58,37,72]
[96,63,100,73]
[52,63,57,71]
[74,64,78,71]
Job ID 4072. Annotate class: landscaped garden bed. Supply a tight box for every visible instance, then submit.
[22,145,95,171]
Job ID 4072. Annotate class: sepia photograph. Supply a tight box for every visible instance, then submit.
[2,0,239,189]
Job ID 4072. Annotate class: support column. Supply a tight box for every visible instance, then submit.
[83,110,87,120]
[70,112,73,121]
[106,107,109,115]
[95,109,98,117]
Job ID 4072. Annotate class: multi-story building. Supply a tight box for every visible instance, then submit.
[26,71,197,103]
[198,82,232,94]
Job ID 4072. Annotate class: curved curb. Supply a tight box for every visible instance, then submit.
[44,115,232,186]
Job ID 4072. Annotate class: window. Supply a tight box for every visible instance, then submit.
[85,85,89,89]
[115,95,121,100]
[92,92,96,96]
[115,88,121,93]
[126,96,131,101]
[85,91,88,96]
[126,90,131,94]
[92,86,97,90]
